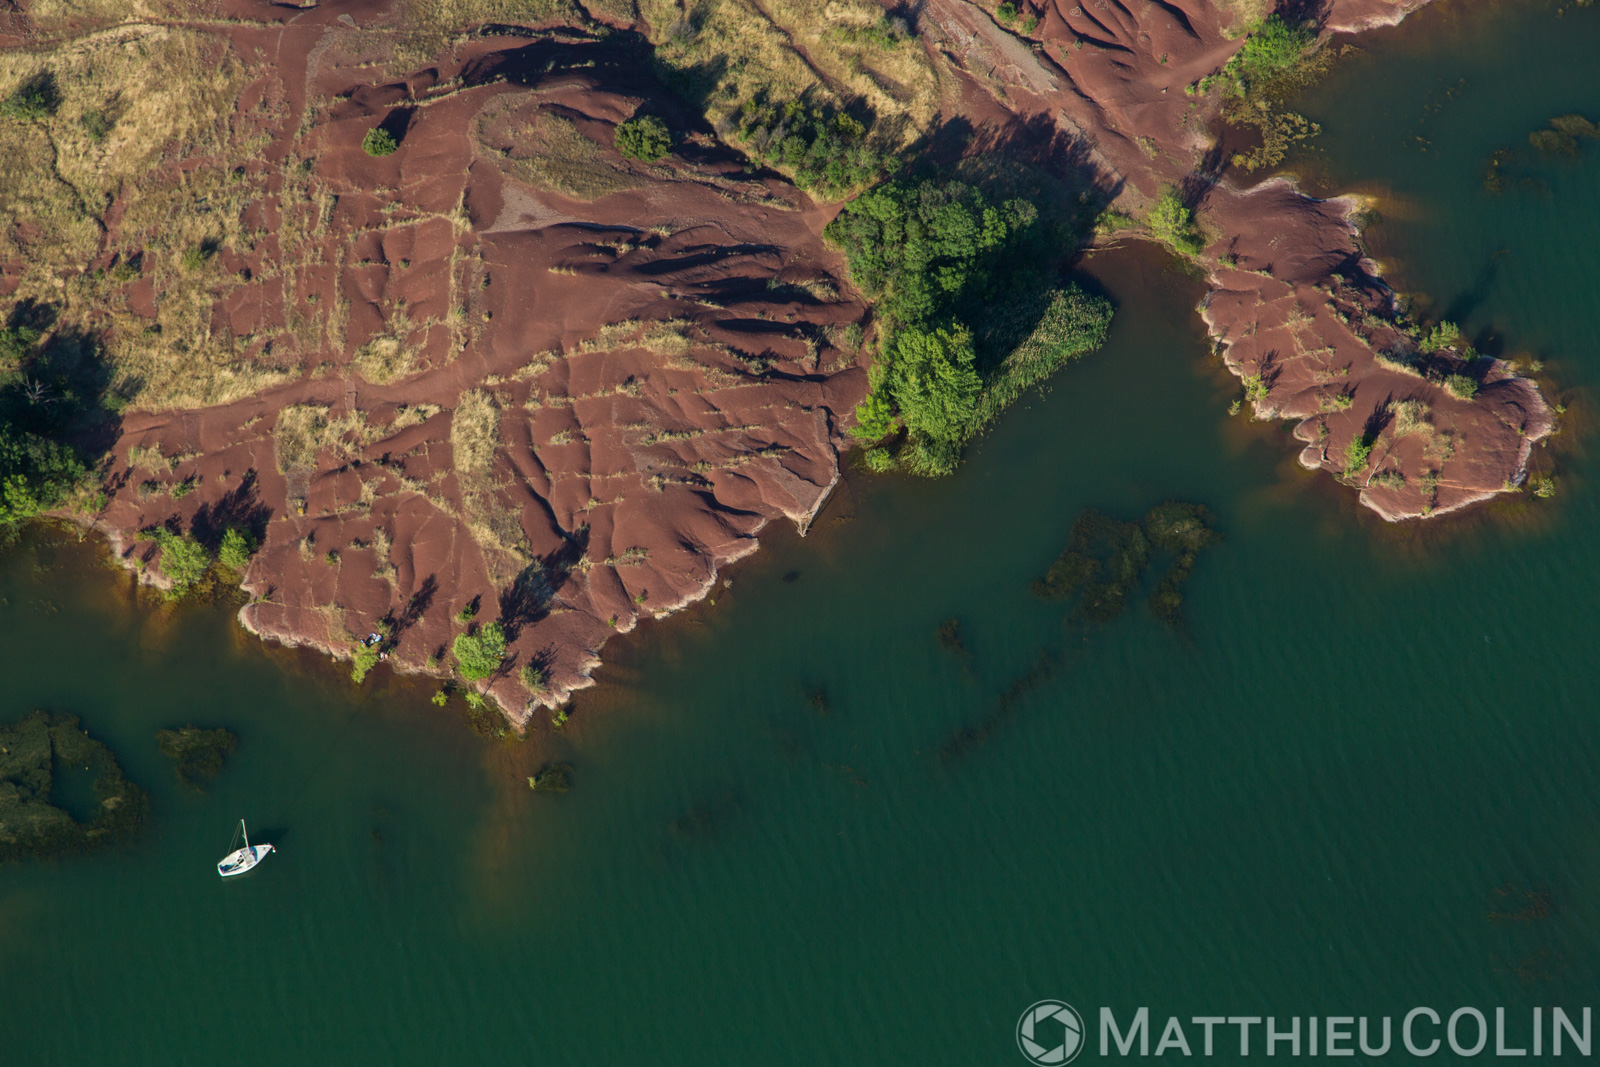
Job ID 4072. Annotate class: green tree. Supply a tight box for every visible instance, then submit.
[453,621,507,682]
[1146,188,1205,256]
[519,663,548,691]
[888,325,981,443]
[1419,321,1462,353]
[217,527,258,570]
[0,424,87,525]
[362,127,398,157]
[850,369,898,441]
[350,642,380,684]
[1228,15,1314,87]
[152,529,212,596]
[1342,435,1374,478]
[614,116,671,162]
[825,180,1037,327]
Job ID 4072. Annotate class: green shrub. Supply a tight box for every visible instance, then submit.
[218,527,258,570]
[966,287,1113,436]
[1370,469,1405,490]
[362,127,398,157]
[519,663,548,691]
[179,244,215,272]
[614,115,671,162]
[1443,373,1479,400]
[151,529,212,596]
[1146,188,1205,256]
[1,71,60,121]
[453,621,507,682]
[0,324,39,371]
[996,1,1018,19]
[1531,475,1557,499]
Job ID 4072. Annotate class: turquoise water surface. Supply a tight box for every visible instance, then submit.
[5,1,1600,1062]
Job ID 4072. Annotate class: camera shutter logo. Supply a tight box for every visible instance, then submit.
[1017,1000,1086,1065]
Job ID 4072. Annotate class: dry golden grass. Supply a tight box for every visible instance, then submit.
[24,0,207,35]
[449,389,529,582]
[274,405,334,473]
[352,307,422,385]
[0,26,304,411]
[638,0,937,147]
[128,444,174,475]
[397,0,580,64]
[1211,0,1273,36]
[451,390,500,476]
[1391,399,1435,440]
[479,101,641,202]
[370,525,399,587]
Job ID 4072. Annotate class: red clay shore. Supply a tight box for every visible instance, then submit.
[6,0,1551,723]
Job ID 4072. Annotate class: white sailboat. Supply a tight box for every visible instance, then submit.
[217,818,274,877]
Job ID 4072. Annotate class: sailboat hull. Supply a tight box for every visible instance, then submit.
[217,843,273,877]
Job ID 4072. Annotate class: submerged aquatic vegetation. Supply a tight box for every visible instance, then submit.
[1031,502,1219,627]
[936,618,968,657]
[0,711,147,862]
[155,725,237,791]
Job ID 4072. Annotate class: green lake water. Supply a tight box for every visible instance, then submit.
[5,2,1600,1062]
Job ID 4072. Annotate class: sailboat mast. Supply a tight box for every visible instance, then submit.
[241,819,249,850]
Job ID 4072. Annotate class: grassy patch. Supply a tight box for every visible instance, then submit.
[1,27,297,413]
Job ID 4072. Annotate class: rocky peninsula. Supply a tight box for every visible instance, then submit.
[0,0,1549,724]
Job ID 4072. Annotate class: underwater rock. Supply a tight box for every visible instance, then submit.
[0,711,147,863]
[156,726,238,791]
[528,763,573,793]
